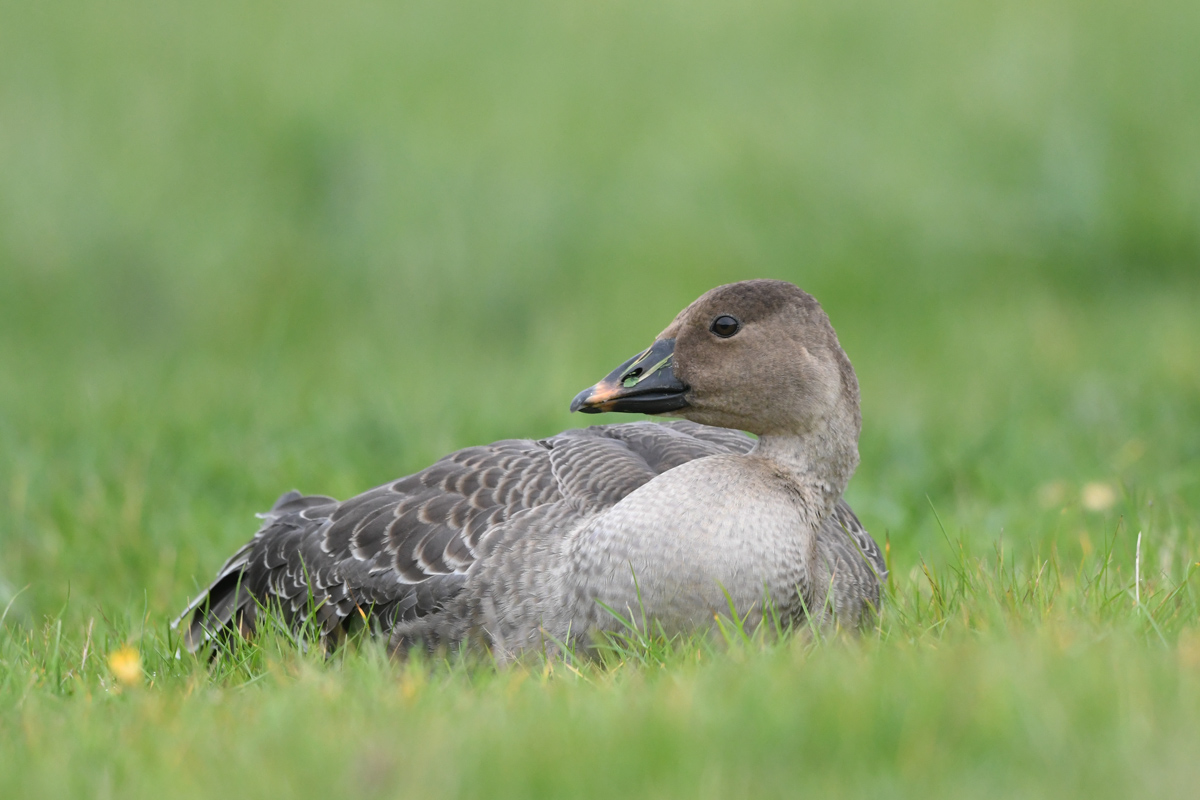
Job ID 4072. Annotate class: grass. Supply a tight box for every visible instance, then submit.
[4,531,1200,798]
[2,0,1200,796]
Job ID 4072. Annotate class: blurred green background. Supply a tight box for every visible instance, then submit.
[1,0,1198,624]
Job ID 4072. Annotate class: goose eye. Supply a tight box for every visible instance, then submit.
[710,315,740,338]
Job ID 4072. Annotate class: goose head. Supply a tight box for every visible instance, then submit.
[571,280,861,445]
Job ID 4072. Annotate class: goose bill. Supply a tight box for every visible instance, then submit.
[569,338,690,415]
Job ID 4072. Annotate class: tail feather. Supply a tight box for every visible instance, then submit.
[173,491,338,653]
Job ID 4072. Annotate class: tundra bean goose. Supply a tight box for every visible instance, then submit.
[175,280,885,657]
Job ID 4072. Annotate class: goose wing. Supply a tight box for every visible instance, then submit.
[175,420,751,651]
[818,500,887,621]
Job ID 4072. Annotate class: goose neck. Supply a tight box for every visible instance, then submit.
[749,427,858,516]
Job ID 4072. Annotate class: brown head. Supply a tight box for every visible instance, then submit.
[571,280,861,442]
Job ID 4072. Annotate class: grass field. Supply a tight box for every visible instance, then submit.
[2,0,1199,797]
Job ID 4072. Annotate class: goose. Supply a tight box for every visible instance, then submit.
[175,279,885,658]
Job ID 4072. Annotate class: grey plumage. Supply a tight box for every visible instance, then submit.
[175,280,887,658]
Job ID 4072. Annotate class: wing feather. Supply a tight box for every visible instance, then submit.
[175,421,788,651]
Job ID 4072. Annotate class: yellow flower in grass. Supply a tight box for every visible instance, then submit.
[109,645,143,687]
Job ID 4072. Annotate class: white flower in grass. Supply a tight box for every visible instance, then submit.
[1081,482,1116,512]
